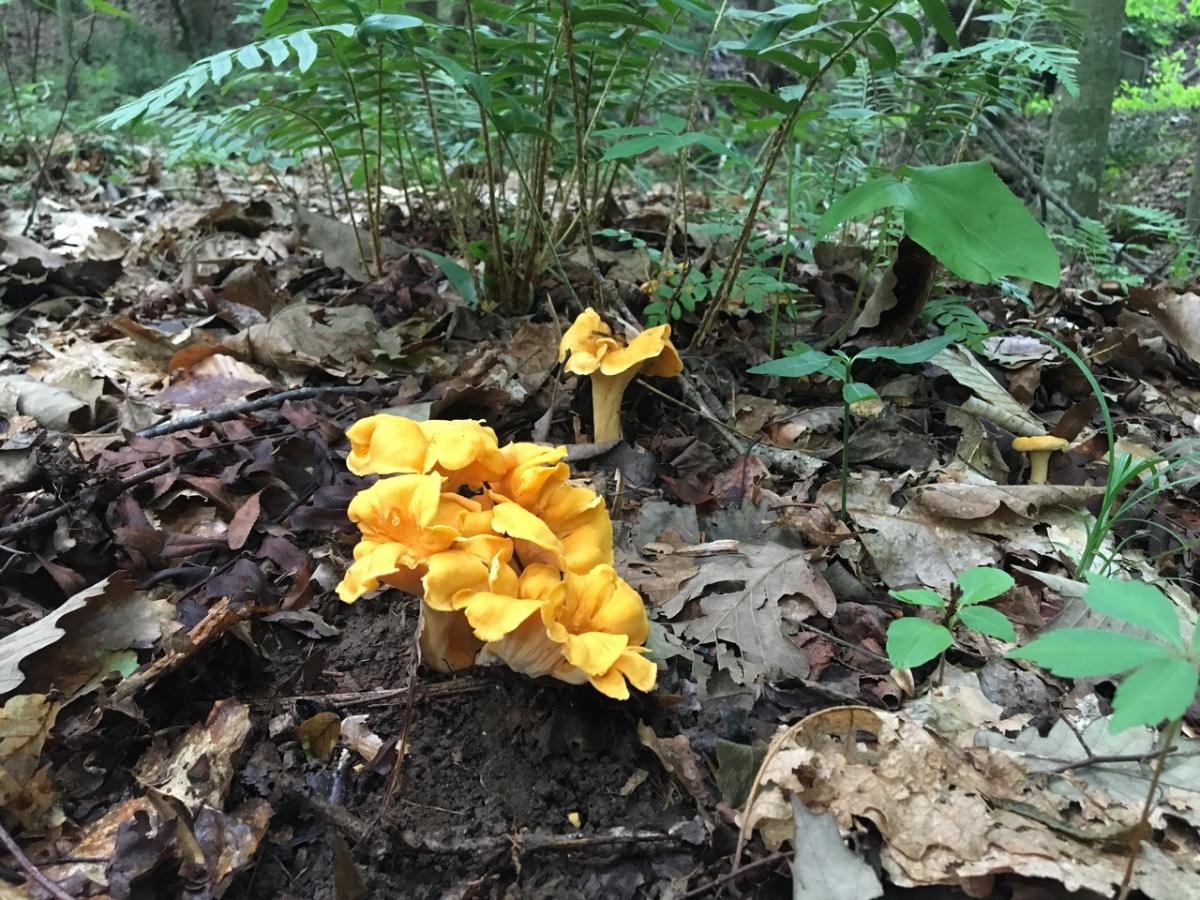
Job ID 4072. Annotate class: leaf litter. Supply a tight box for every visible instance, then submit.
[2,157,1200,900]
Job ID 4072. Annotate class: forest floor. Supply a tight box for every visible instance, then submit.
[2,114,1200,900]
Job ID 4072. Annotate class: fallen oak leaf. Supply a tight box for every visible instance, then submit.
[657,542,834,684]
[0,574,173,699]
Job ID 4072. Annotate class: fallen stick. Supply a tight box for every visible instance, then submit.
[134,382,393,439]
[0,819,75,900]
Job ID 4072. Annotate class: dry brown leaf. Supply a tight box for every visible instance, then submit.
[0,574,173,698]
[156,352,272,409]
[1129,286,1200,363]
[637,722,711,807]
[227,490,263,551]
[340,714,383,763]
[221,302,379,376]
[0,694,63,832]
[134,700,252,813]
[741,707,1200,898]
[657,542,834,683]
[298,711,341,761]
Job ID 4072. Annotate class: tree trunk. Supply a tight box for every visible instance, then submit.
[1042,0,1125,220]
[1188,117,1200,232]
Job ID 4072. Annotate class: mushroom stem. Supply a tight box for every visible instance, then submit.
[591,368,641,443]
[1028,451,1051,485]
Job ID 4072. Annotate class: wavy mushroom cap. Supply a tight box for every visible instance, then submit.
[494,442,571,509]
[1011,435,1070,453]
[489,482,613,575]
[346,415,506,488]
[464,563,656,700]
[336,473,482,603]
[558,308,682,379]
[558,308,621,376]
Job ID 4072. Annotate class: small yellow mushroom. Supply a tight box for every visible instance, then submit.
[1011,435,1070,485]
[558,308,683,443]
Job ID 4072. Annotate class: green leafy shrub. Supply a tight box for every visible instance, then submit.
[886,567,1017,670]
[1008,574,1200,732]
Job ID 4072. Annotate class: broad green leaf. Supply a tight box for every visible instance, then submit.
[900,163,1059,285]
[889,11,924,45]
[356,13,424,41]
[890,588,945,608]
[815,175,907,239]
[711,81,797,115]
[1109,658,1199,733]
[85,0,130,17]
[958,605,1016,642]
[818,164,1060,286]
[843,382,879,404]
[1007,630,1172,677]
[1083,574,1183,649]
[262,0,288,30]
[288,31,319,72]
[571,6,661,31]
[917,0,960,50]
[748,350,836,378]
[887,618,953,669]
[416,250,477,309]
[956,566,1015,606]
[864,30,898,69]
[855,335,955,365]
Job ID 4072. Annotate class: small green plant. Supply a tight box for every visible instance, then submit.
[1007,574,1199,733]
[748,333,954,517]
[885,567,1017,670]
[1015,329,1200,576]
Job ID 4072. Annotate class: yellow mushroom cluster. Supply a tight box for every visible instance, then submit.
[334,415,656,700]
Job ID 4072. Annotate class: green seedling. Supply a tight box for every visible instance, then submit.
[1007,573,1200,733]
[748,334,954,517]
[886,566,1017,671]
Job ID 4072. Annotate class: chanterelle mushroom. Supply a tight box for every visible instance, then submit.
[1011,435,1070,485]
[558,308,683,443]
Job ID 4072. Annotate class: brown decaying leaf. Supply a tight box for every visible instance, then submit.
[741,707,1200,898]
[298,711,342,761]
[226,490,263,551]
[657,542,835,684]
[637,722,711,808]
[134,700,252,814]
[0,694,63,832]
[0,573,173,698]
[1129,286,1200,364]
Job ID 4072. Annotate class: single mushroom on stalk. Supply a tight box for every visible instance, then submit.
[557,308,683,443]
[1011,435,1070,485]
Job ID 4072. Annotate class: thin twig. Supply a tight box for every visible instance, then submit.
[1117,717,1183,900]
[134,383,391,439]
[0,819,75,900]
[679,851,791,899]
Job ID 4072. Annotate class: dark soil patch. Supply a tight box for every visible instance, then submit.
[193,595,737,899]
